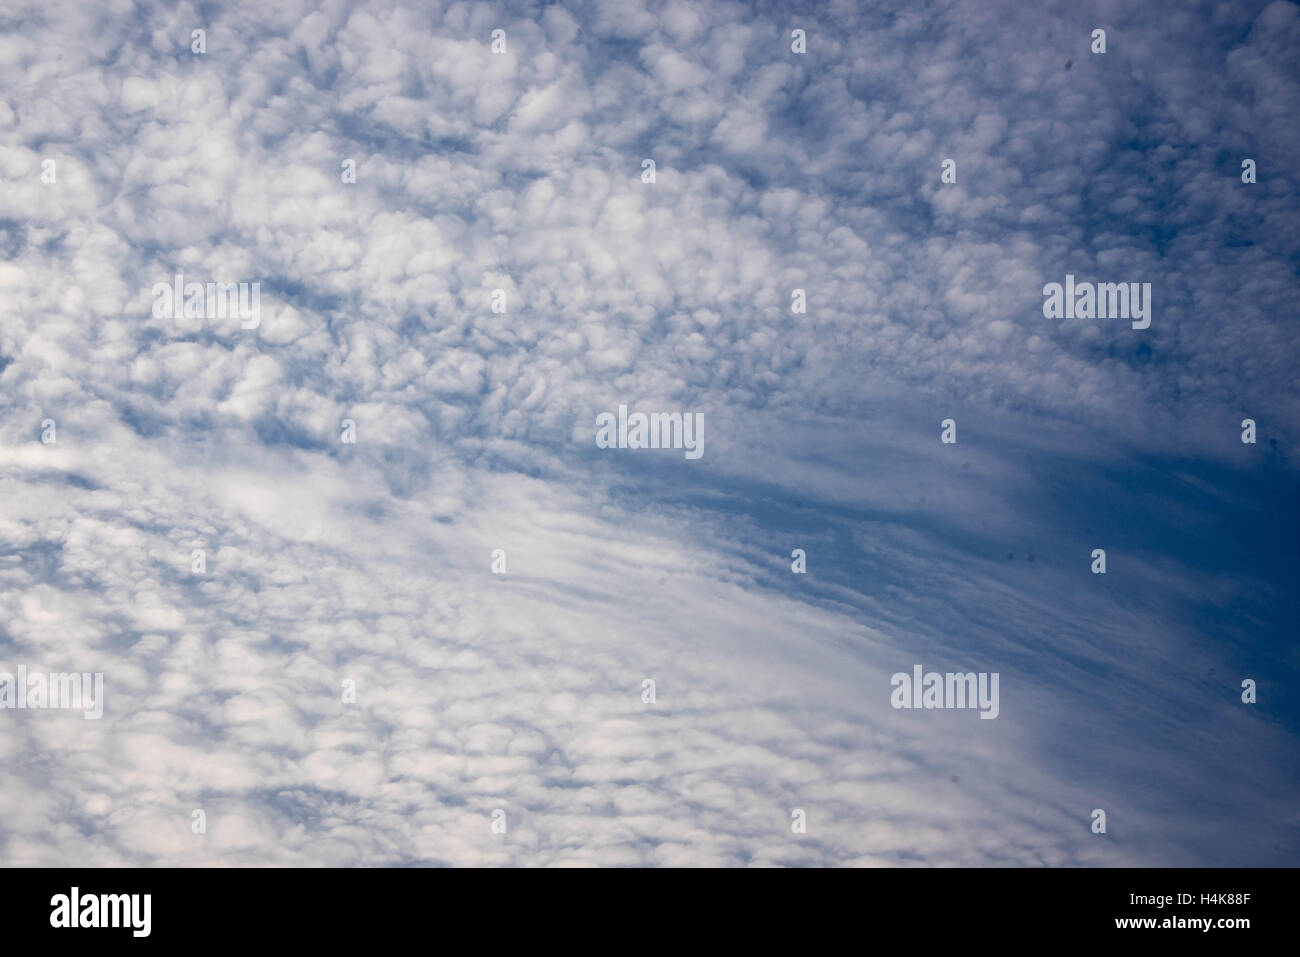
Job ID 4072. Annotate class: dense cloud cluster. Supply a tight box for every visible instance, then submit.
[0,0,1297,865]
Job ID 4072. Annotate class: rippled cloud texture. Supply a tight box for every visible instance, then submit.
[1,0,1298,865]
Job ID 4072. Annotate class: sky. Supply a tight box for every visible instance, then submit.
[0,0,1297,866]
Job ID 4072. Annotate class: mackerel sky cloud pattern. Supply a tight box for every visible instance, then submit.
[0,0,1298,866]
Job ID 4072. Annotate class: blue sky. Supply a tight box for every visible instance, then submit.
[0,0,1297,865]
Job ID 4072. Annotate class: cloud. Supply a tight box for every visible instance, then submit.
[0,0,1296,866]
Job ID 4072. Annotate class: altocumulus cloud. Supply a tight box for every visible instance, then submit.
[0,0,1297,865]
